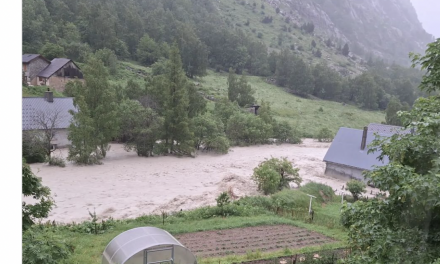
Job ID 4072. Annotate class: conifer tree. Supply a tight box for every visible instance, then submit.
[68,57,119,164]
[162,43,194,154]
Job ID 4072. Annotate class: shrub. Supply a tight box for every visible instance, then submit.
[22,226,73,264]
[48,156,66,167]
[22,131,47,163]
[271,190,315,212]
[299,182,335,203]
[252,157,301,195]
[317,128,333,142]
[346,179,366,201]
[216,192,231,216]
[273,121,302,144]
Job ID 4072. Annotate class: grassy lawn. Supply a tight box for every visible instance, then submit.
[199,70,385,137]
[22,85,65,97]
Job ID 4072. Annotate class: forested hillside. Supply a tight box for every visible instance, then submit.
[23,0,431,115]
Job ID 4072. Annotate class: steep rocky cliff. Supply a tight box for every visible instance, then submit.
[266,0,434,65]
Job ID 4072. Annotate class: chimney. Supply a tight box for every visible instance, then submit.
[360,126,368,150]
[44,88,53,103]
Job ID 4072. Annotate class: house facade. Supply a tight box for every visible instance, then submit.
[22,54,50,85]
[22,92,75,148]
[22,54,84,91]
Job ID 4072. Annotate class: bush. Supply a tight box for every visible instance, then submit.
[346,179,366,201]
[317,128,333,142]
[299,182,335,203]
[273,121,302,144]
[252,157,301,195]
[22,131,47,163]
[271,190,315,212]
[22,226,73,264]
[48,156,66,167]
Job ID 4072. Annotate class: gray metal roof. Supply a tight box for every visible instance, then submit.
[22,54,50,64]
[22,54,40,63]
[102,227,197,264]
[323,127,389,171]
[22,97,76,130]
[37,58,72,78]
[367,123,411,136]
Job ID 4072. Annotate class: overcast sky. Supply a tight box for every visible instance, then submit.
[410,0,440,38]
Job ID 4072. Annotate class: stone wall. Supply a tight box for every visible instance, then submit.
[46,61,84,92]
[27,58,50,84]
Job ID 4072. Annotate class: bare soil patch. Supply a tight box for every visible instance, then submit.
[175,225,336,258]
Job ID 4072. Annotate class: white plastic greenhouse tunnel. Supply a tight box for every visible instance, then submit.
[102,227,197,264]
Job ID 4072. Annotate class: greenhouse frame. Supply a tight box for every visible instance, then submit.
[102,227,197,264]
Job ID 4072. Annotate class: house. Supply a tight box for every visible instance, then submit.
[22,54,50,85]
[323,124,410,182]
[37,58,83,91]
[22,91,76,148]
[22,54,84,91]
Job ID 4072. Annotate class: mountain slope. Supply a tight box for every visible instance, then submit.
[264,0,434,65]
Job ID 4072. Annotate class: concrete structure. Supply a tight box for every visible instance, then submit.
[22,92,76,148]
[22,54,84,91]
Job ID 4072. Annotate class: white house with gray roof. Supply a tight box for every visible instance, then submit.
[323,124,410,182]
[22,91,76,148]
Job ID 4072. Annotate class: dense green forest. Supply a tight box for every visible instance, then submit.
[23,0,431,112]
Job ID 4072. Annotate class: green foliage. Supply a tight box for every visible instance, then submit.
[22,131,47,163]
[22,159,54,231]
[271,189,314,212]
[22,226,73,264]
[410,38,440,93]
[226,112,272,145]
[341,40,440,263]
[252,157,301,195]
[216,192,231,208]
[118,99,164,157]
[214,97,241,128]
[317,128,333,142]
[125,79,145,100]
[216,192,231,217]
[385,96,403,126]
[345,179,366,201]
[22,85,65,98]
[299,182,335,203]
[273,121,302,144]
[68,57,120,164]
[192,113,230,154]
[48,156,66,167]
[94,48,118,75]
[39,42,64,60]
[136,34,164,66]
[227,68,256,107]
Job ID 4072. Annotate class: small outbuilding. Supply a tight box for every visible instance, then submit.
[102,227,197,264]
[323,124,411,182]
